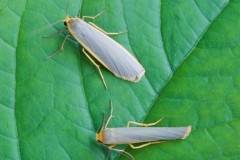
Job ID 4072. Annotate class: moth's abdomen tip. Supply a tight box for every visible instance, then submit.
[133,69,146,82]
[181,126,192,139]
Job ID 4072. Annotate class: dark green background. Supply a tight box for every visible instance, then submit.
[1,0,240,159]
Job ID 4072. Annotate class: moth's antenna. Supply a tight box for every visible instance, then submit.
[65,0,70,16]
[77,8,81,17]
[96,112,106,134]
[34,19,64,35]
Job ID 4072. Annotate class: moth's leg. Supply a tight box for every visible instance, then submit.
[82,9,127,36]
[82,9,105,21]
[108,144,116,148]
[104,101,114,128]
[43,28,67,38]
[82,48,107,89]
[108,145,134,160]
[127,118,163,127]
[45,34,71,60]
[97,143,115,160]
[129,141,164,149]
[88,22,127,36]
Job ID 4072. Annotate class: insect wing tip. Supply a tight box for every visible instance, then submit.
[132,69,145,82]
[181,126,192,139]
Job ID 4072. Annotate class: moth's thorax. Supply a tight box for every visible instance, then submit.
[64,16,78,26]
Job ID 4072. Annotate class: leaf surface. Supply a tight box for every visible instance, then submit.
[0,0,239,160]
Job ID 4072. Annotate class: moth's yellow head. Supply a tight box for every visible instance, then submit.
[64,16,71,26]
[96,132,103,143]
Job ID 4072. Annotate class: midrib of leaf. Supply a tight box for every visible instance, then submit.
[14,0,28,159]
[117,1,230,159]
[143,0,230,123]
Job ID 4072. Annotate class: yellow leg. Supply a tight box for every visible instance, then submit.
[129,141,164,149]
[82,9,105,21]
[82,9,127,36]
[43,28,67,38]
[108,144,116,148]
[108,145,134,160]
[104,101,114,128]
[127,118,163,127]
[45,34,71,60]
[89,22,127,36]
[82,48,107,89]
[99,143,134,160]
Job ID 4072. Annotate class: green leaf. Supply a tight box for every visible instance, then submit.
[1,0,239,160]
